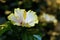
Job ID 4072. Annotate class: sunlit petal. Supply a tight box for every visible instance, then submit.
[25,10,38,26]
[8,13,20,26]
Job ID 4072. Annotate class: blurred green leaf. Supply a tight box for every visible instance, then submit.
[21,30,42,40]
[0,21,11,36]
[33,35,42,40]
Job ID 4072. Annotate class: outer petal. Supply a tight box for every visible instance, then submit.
[14,8,26,23]
[25,10,38,26]
[8,13,20,26]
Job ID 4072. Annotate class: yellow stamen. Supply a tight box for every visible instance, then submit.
[23,11,26,19]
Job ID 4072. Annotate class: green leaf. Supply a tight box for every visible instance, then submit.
[0,21,11,36]
[33,35,42,40]
[21,31,42,40]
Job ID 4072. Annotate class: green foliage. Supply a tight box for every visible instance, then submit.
[0,21,11,36]
[0,21,42,40]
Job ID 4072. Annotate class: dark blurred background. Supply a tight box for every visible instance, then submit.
[0,0,60,40]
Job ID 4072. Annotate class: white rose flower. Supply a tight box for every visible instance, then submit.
[39,12,58,26]
[8,8,38,27]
